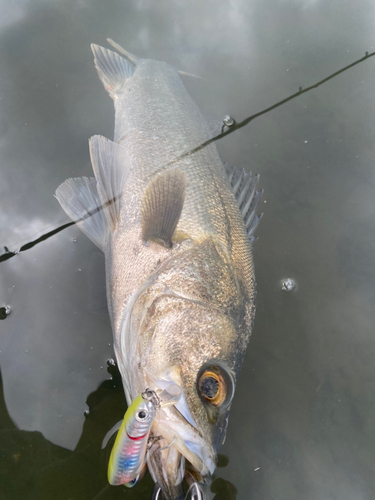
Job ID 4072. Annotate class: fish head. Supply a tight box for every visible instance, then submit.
[121,238,254,499]
[138,294,243,499]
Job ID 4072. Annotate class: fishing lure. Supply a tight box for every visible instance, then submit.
[108,384,181,486]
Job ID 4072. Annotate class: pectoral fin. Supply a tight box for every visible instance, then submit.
[141,170,186,248]
[89,135,130,232]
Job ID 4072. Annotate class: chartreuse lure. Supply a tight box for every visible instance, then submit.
[108,384,181,487]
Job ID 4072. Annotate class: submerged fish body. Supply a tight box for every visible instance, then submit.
[56,42,262,499]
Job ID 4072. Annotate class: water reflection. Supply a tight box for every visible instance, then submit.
[1,46,373,266]
[0,363,236,499]
[0,363,126,499]
[211,478,237,500]
[1,0,375,499]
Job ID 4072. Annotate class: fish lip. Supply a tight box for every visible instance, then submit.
[147,434,210,500]
[143,379,217,480]
[151,405,216,478]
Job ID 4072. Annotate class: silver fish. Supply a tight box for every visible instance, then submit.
[56,40,262,500]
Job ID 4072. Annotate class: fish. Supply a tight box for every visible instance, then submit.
[55,40,262,499]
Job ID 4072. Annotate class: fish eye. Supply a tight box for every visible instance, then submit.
[197,364,233,407]
[199,374,220,402]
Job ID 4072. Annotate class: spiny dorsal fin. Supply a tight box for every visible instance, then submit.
[55,177,109,251]
[224,164,263,244]
[177,69,202,80]
[89,135,130,232]
[91,44,135,98]
[141,170,186,248]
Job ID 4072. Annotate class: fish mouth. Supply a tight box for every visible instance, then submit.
[142,362,235,499]
[146,404,215,500]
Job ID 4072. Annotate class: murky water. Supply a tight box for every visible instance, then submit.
[1,0,375,499]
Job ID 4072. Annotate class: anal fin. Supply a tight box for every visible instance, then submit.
[141,170,186,248]
[55,177,108,251]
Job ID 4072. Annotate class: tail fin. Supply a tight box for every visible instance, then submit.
[106,38,139,64]
[91,44,135,98]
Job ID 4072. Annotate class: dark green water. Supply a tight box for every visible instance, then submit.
[1,0,375,499]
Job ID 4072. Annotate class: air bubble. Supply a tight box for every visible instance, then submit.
[107,358,116,367]
[0,306,11,320]
[84,410,90,417]
[281,278,296,292]
[223,115,234,127]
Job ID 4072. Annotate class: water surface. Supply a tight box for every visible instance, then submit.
[1,0,375,499]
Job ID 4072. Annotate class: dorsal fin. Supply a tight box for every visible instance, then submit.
[224,164,263,244]
[176,69,202,80]
[91,44,135,98]
[141,170,186,248]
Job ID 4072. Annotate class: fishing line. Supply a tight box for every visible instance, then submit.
[1,50,374,263]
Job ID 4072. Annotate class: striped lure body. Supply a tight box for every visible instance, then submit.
[108,394,156,486]
[108,385,181,486]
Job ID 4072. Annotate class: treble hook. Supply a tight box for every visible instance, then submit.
[185,482,204,500]
[151,484,163,500]
[158,436,177,452]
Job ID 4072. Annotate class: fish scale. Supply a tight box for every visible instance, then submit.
[109,63,254,339]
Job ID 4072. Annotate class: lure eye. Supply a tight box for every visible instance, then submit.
[137,410,148,420]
